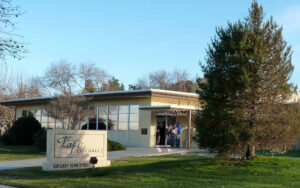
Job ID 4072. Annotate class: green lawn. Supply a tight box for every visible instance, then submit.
[0,144,45,161]
[257,150,300,158]
[0,153,300,188]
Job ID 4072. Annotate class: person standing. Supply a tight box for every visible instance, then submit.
[169,124,177,148]
[176,123,182,148]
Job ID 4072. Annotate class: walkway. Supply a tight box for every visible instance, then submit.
[0,147,209,171]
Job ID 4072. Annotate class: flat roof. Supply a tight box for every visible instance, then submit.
[0,89,199,106]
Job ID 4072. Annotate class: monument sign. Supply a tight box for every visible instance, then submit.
[42,129,111,171]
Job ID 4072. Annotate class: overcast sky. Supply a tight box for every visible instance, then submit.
[7,0,300,90]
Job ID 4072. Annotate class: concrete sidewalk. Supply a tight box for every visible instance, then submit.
[0,147,206,171]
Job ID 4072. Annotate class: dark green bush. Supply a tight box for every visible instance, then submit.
[33,128,47,152]
[108,139,126,151]
[8,116,41,145]
[0,133,11,145]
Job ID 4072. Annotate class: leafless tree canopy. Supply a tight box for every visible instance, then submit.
[43,60,112,95]
[43,60,76,95]
[0,65,43,127]
[78,62,110,93]
[46,94,91,130]
[0,0,25,62]
[130,69,198,92]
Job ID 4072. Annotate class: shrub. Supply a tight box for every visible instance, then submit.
[108,140,126,151]
[0,134,11,145]
[33,128,47,152]
[8,116,41,145]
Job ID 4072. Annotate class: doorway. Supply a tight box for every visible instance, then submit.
[155,115,177,147]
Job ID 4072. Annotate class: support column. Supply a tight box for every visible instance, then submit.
[187,109,192,150]
[96,107,99,130]
[127,105,130,146]
[78,114,80,130]
[87,106,90,130]
[116,106,119,141]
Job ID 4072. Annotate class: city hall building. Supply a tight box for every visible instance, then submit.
[0,89,200,149]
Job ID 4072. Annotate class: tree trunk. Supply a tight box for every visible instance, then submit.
[246,145,256,160]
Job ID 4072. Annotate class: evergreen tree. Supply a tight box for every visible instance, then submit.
[82,79,97,93]
[195,1,300,159]
[101,77,124,91]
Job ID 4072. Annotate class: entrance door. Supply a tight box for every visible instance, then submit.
[156,116,176,147]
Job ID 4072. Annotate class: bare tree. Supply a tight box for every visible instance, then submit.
[47,94,91,130]
[0,0,25,62]
[172,69,188,83]
[78,62,110,93]
[0,0,25,128]
[149,70,171,89]
[0,67,14,127]
[26,77,44,98]
[43,60,76,95]
[130,69,198,92]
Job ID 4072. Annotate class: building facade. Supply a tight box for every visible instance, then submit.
[0,89,200,148]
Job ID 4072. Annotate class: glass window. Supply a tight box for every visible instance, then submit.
[99,106,107,115]
[48,123,55,129]
[28,110,35,117]
[118,105,129,130]
[109,106,117,114]
[55,121,62,129]
[98,106,107,130]
[34,110,41,122]
[130,114,139,122]
[108,106,117,130]
[88,106,97,129]
[130,105,139,114]
[22,110,28,117]
[129,105,139,130]
[79,115,88,130]
[49,116,55,123]
[41,109,48,124]
[80,106,89,130]
[119,105,129,114]
[119,113,128,122]
[118,121,128,130]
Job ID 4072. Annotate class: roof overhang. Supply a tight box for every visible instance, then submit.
[139,105,199,111]
[139,105,200,116]
[0,89,199,107]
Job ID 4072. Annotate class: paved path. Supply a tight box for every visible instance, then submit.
[0,185,16,188]
[0,147,209,171]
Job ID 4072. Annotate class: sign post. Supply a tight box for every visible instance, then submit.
[42,129,111,171]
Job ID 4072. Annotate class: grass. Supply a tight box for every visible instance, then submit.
[0,143,45,161]
[0,153,300,188]
[257,150,300,158]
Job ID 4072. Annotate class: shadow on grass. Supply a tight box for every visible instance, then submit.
[0,144,43,154]
[0,155,218,181]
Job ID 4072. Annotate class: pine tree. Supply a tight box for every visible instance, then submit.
[195,1,300,159]
[101,77,124,91]
[82,79,96,93]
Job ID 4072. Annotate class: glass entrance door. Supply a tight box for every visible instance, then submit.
[156,115,176,147]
